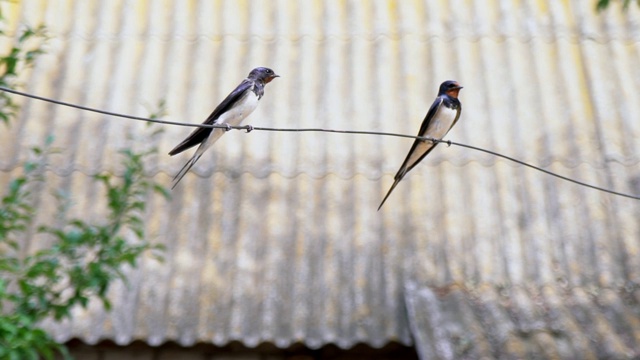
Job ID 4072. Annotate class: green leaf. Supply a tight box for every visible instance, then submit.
[153,184,171,199]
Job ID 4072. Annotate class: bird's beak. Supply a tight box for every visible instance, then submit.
[266,74,280,83]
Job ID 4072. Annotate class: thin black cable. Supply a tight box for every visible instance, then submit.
[0,86,427,139]
[0,86,225,129]
[446,141,640,200]
[2,85,639,201]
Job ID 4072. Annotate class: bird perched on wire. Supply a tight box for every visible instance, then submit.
[168,67,279,189]
[378,80,463,210]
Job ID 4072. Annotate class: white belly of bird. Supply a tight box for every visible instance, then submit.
[201,91,260,152]
[425,105,457,139]
[218,91,260,127]
[404,106,457,169]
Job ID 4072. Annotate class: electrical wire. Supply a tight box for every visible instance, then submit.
[1,85,639,201]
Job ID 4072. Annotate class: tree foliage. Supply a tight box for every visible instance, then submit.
[596,0,640,11]
[0,136,168,359]
[0,11,169,359]
[0,8,47,126]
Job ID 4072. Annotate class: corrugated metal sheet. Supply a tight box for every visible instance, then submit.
[2,0,640,358]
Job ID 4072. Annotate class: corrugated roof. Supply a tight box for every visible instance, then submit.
[2,0,640,358]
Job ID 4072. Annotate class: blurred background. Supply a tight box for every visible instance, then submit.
[1,0,640,359]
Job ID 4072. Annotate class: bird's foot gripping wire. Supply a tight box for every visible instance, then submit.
[244,125,254,133]
[445,139,452,147]
[223,123,232,132]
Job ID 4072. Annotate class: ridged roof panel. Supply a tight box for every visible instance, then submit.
[2,0,640,358]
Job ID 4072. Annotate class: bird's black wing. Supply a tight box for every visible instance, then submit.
[378,97,445,210]
[168,79,253,156]
[392,96,444,179]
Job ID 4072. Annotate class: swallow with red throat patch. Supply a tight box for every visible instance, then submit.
[378,80,463,210]
[168,67,279,189]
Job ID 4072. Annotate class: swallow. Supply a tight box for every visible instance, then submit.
[378,80,463,210]
[168,67,279,189]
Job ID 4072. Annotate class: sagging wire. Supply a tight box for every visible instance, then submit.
[1,86,638,201]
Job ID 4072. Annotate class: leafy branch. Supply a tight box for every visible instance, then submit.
[0,23,47,125]
[596,0,640,11]
[0,136,168,359]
